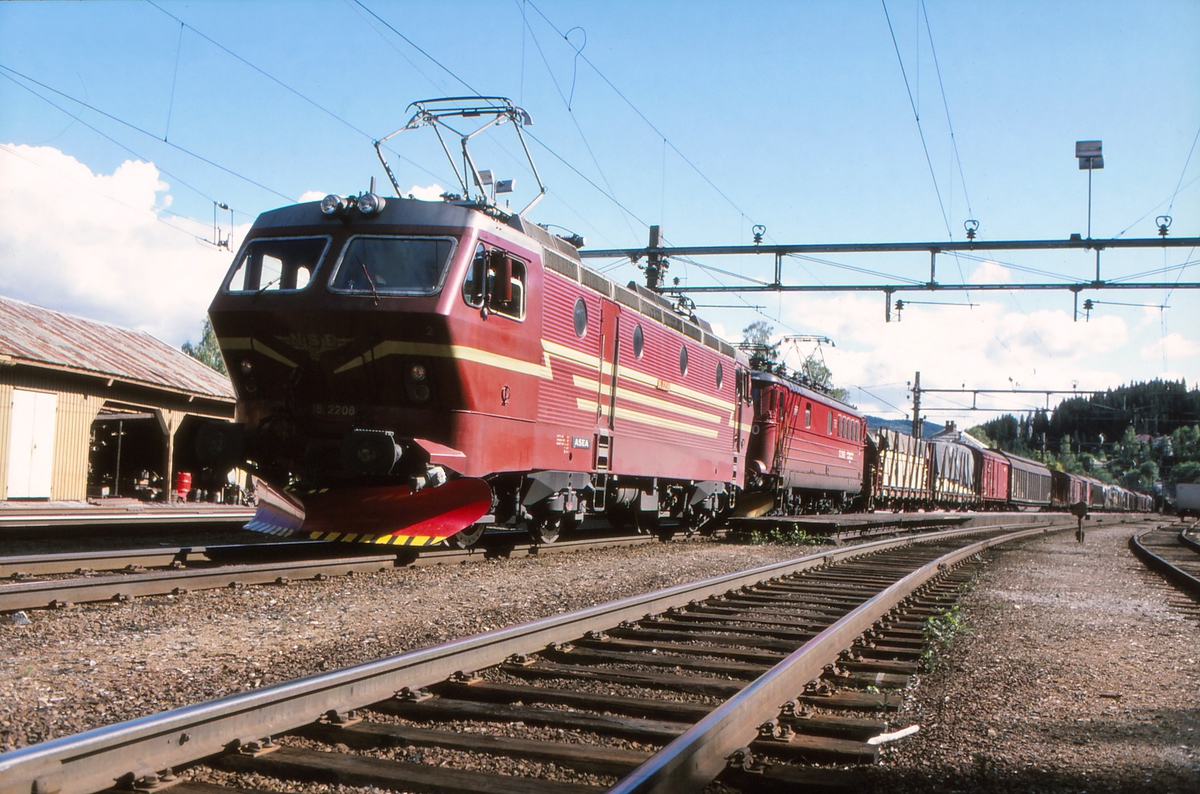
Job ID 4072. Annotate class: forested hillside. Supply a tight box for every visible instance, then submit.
[967,380,1200,491]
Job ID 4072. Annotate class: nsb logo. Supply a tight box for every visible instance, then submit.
[278,333,352,360]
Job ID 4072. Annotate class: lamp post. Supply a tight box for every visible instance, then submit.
[1076,140,1103,239]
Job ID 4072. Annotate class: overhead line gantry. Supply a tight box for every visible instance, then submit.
[580,229,1200,321]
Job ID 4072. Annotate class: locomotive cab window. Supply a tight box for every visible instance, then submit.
[226,236,329,293]
[331,236,454,295]
[827,411,833,434]
[464,244,526,320]
[805,402,812,428]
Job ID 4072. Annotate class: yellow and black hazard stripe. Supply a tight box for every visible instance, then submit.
[303,530,441,547]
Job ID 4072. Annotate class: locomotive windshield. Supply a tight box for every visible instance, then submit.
[226,236,329,292]
[329,236,455,296]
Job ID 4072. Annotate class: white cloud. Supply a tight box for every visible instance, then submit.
[967,259,1011,284]
[299,190,327,202]
[1140,333,1200,361]
[770,292,1135,425]
[0,144,238,346]
[408,183,444,201]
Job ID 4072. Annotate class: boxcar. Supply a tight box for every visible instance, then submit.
[1001,452,1052,509]
[973,448,1010,509]
[1050,470,1087,509]
[930,440,978,509]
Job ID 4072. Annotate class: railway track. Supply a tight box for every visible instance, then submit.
[1129,520,1200,594]
[1,511,1005,614]
[0,518,1073,794]
[0,534,656,614]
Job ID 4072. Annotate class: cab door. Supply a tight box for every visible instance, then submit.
[595,299,621,431]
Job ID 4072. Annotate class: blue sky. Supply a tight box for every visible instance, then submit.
[1,0,1197,427]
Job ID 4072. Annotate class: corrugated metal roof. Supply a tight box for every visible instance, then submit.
[0,294,234,400]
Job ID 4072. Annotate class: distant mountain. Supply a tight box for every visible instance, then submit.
[865,416,944,439]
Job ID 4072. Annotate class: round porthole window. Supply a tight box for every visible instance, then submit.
[573,297,588,337]
[679,344,688,377]
[632,324,644,358]
[716,361,723,389]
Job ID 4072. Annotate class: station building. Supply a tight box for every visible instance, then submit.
[0,295,235,502]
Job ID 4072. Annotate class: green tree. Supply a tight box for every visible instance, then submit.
[741,321,783,374]
[1172,461,1200,484]
[182,318,227,376]
[799,355,849,401]
[966,426,994,447]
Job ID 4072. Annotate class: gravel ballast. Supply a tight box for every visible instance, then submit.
[868,520,1199,793]
[0,538,813,752]
[3,520,1197,794]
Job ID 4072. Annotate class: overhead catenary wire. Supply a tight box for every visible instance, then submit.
[152,0,447,189]
[0,142,229,243]
[349,0,482,96]
[880,0,953,241]
[0,64,295,204]
[163,20,184,142]
[0,67,276,210]
[523,0,766,235]
[150,1,377,141]
[517,8,640,243]
[1168,122,1200,216]
[920,0,972,220]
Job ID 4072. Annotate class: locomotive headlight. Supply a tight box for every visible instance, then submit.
[320,194,347,215]
[239,359,253,374]
[357,192,386,215]
[405,361,430,402]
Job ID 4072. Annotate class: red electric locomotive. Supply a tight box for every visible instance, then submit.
[201,98,751,547]
[744,372,868,514]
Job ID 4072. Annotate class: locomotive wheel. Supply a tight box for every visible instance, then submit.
[448,524,486,549]
[529,514,562,544]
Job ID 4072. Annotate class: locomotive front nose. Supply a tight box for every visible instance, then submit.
[341,429,404,475]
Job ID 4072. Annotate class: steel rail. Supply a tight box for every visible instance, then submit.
[0,542,334,576]
[0,554,403,613]
[1129,525,1200,594]
[0,532,656,579]
[1180,524,1200,555]
[0,520,1062,794]
[0,506,254,529]
[604,520,1062,794]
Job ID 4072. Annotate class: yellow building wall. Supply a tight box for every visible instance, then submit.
[1,374,104,500]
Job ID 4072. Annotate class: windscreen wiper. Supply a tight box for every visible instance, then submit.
[359,257,380,305]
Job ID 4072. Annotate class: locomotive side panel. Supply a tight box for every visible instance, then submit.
[534,270,742,485]
[608,321,740,483]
